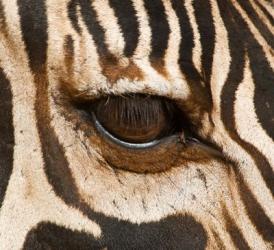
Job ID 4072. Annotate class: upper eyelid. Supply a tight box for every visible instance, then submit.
[70,89,170,104]
[59,77,191,103]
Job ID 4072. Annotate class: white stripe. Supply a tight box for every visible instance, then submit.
[91,0,125,56]
[234,57,274,220]
[250,0,274,34]
[202,0,231,136]
[184,0,202,74]
[161,0,191,99]
[132,0,152,59]
[256,0,274,19]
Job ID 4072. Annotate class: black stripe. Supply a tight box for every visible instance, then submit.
[193,0,215,86]
[79,206,208,250]
[236,171,274,243]
[223,207,250,250]
[17,0,48,73]
[108,0,140,57]
[237,0,274,48]
[217,0,274,196]
[171,0,211,113]
[67,0,82,34]
[18,0,81,206]
[238,142,274,197]
[23,222,101,250]
[0,0,8,36]
[143,0,170,62]
[68,0,112,57]
[247,38,274,141]
[78,0,111,57]
[254,0,274,26]
[193,0,215,112]
[23,215,207,250]
[171,0,201,81]
[36,95,81,205]
[217,0,274,242]
[211,230,225,249]
[225,1,274,141]
[0,68,14,208]
[219,0,274,196]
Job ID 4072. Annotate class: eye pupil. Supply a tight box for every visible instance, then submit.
[92,94,184,143]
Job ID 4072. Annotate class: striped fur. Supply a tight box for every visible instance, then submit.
[0,0,273,249]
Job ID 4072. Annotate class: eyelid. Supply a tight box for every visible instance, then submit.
[64,81,186,104]
[92,112,180,150]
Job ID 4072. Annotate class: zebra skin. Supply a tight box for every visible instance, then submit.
[0,0,273,249]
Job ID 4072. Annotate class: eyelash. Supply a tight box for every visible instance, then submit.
[91,111,177,149]
[78,94,193,146]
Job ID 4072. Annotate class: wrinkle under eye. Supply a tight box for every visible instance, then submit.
[90,94,188,144]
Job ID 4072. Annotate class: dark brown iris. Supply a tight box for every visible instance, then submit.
[92,94,182,143]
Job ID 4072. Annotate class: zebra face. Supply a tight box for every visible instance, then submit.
[0,0,273,249]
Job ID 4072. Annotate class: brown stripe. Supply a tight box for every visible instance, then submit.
[100,55,143,84]
[211,230,225,249]
[223,207,250,250]
[64,35,75,76]
[150,58,168,78]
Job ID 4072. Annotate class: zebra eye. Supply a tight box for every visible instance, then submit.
[87,94,189,146]
[72,94,222,172]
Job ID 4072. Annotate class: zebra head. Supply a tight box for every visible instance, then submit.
[0,0,273,249]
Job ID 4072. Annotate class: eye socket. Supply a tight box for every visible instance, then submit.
[67,93,222,173]
[88,94,189,144]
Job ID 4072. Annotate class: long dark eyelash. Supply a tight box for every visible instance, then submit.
[94,94,176,129]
